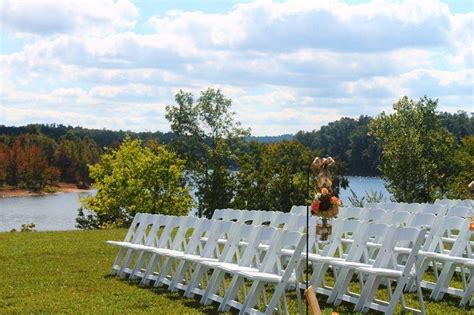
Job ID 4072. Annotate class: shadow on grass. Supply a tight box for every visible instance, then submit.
[105,273,235,314]
[103,272,472,314]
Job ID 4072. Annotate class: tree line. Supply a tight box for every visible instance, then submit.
[1,90,472,228]
[0,133,101,190]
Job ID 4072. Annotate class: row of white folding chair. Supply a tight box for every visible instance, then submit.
[107,213,306,314]
[366,202,447,215]
[413,215,474,306]
[107,213,168,276]
[301,219,427,314]
[435,198,474,208]
[212,208,300,229]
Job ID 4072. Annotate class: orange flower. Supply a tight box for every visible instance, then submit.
[321,188,329,194]
[331,196,341,206]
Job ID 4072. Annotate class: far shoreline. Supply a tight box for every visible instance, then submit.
[0,183,92,198]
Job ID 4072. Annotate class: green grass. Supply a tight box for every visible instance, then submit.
[0,229,471,314]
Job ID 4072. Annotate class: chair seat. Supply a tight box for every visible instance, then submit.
[357,267,403,278]
[128,244,155,251]
[180,254,218,263]
[106,240,130,247]
[330,260,371,268]
[200,260,226,267]
[214,262,259,273]
[306,253,345,263]
[237,270,284,283]
[420,253,474,265]
[151,248,184,257]
[419,251,457,260]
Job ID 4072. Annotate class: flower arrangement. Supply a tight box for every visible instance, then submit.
[311,187,340,218]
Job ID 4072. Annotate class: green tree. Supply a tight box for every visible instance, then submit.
[369,96,455,203]
[448,135,474,199]
[295,116,380,176]
[78,137,192,229]
[166,88,250,218]
[233,141,312,212]
[55,136,101,187]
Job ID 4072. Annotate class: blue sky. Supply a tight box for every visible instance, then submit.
[1,0,473,135]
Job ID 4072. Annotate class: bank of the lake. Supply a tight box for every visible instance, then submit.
[0,183,91,198]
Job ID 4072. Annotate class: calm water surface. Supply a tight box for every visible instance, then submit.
[0,177,390,232]
[0,191,94,232]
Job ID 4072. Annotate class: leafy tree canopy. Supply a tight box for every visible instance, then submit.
[166,88,250,217]
[77,137,192,228]
[369,96,455,203]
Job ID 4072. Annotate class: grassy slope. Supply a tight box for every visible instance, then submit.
[0,229,470,314]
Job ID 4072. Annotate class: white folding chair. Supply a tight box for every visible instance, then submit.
[106,213,156,275]
[446,206,472,218]
[168,220,240,292]
[200,226,280,306]
[425,220,473,302]
[416,216,469,293]
[361,208,387,222]
[129,215,181,280]
[338,207,363,220]
[354,226,427,314]
[238,210,262,225]
[419,204,444,215]
[183,222,247,298]
[290,205,307,216]
[139,216,201,286]
[306,219,364,297]
[327,223,394,305]
[222,209,244,221]
[384,210,411,226]
[218,230,305,314]
[211,209,226,220]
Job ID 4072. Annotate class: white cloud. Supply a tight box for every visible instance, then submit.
[1,0,138,37]
[148,0,452,52]
[0,0,472,135]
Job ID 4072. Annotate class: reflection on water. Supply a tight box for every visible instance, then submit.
[0,177,390,232]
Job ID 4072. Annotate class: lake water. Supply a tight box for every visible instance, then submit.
[0,176,389,232]
[0,191,95,232]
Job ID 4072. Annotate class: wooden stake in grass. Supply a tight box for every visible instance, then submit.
[305,285,321,315]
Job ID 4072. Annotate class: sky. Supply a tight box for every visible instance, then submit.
[1,0,473,136]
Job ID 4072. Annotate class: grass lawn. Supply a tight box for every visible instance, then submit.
[0,229,471,314]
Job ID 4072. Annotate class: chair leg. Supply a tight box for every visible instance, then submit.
[118,250,134,278]
[460,268,474,307]
[111,248,125,274]
[139,253,158,286]
[328,268,353,304]
[355,274,378,312]
[431,262,455,300]
[169,260,187,291]
[184,264,205,298]
[386,279,407,315]
[265,282,289,315]
[219,275,244,312]
[129,251,146,280]
[200,270,224,305]
[415,274,426,315]
[240,281,264,315]
[153,257,173,287]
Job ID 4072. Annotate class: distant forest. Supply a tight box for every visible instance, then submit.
[0,110,472,189]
